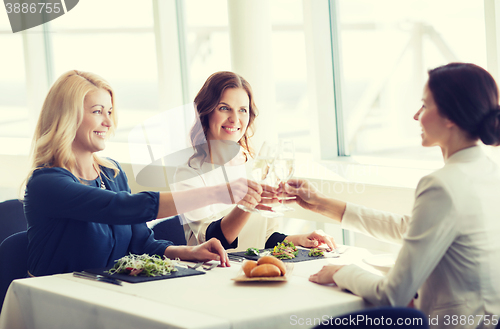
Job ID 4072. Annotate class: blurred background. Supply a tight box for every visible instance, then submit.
[1,0,498,249]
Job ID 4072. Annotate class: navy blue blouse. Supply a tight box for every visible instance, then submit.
[24,160,172,276]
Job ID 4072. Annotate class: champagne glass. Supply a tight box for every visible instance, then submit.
[237,142,283,218]
[273,139,295,212]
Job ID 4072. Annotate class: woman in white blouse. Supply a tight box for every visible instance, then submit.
[173,71,336,252]
[283,63,500,328]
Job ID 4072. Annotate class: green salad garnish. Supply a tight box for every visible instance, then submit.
[272,240,298,259]
[308,248,324,257]
[107,253,178,277]
[245,247,260,256]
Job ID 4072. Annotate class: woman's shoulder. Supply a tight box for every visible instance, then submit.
[417,168,452,191]
[30,166,76,181]
[416,163,475,202]
[26,167,78,194]
[175,157,204,177]
[174,163,204,188]
[100,157,123,174]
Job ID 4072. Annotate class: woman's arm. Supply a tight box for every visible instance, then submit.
[157,178,262,219]
[218,206,252,245]
[282,178,347,222]
[164,237,230,267]
[285,230,337,250]
[312,174,457,306]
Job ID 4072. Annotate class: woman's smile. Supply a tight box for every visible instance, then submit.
[207,87,249,142]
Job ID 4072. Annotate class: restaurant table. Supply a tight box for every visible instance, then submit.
[0,246,390,329]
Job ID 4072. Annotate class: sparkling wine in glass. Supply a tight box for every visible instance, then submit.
[237,142,283,217]
[274,139,295,212]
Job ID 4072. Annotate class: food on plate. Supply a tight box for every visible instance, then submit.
[308,248,324,257]
[245,247,260,256]
[242,260,258,277]
[250,264,281,277]
[257,255,286,275]
[241,256,286,278]
[272,240,298,259]
[107,253,177,277]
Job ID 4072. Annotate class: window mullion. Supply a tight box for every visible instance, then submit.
[328,0,348,157]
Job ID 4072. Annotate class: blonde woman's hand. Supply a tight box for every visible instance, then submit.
[228,178,263,209]
[190,238,230,267]
[164,238,229,267]
[255,183,279,211]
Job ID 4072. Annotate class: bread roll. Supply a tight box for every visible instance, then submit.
[242,260,258,277]
[250,264,281,277]
[257,256,286,275]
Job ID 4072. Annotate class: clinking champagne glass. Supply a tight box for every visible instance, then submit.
[237,142,283,218]
[274,139,295,212]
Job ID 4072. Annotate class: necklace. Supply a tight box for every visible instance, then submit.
[99,172,106,190]
[95,165,106,190]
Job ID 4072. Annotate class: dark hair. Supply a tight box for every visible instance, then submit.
[427,63,500,146]
[189,71,258,164]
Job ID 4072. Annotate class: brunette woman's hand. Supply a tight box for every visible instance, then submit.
[286,230,337,250]
[279,178,325,212]
[309,264,344,284]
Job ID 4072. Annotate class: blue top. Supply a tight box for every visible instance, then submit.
[24,160,172,276]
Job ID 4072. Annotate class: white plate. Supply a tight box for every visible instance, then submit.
[363,254,396,270]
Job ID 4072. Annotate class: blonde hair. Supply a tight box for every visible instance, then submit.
[23,70,119,192]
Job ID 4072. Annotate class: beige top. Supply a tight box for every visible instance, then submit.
[334,146,500,329]
[173,154,280,252]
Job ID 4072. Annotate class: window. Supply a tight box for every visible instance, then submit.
[0,33,27,139]
[271,0,311,153]
[184,0,231,99]
[335,0,487,163]
[48,0,159,144]
[0,9,27,142]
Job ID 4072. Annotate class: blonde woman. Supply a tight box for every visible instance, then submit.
[174,71,336,252]
[23,70,263,276]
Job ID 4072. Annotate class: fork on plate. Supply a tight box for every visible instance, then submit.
[187,262,203,269]
[201,263,218,271]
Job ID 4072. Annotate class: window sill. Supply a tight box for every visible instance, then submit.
[1,137,439,193]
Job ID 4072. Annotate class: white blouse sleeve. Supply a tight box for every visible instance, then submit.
[334,174,458,306]
[172,165,222,245]
[341,203,410,244]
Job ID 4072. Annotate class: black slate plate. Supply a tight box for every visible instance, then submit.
[84,266,205,283]
[229,248,324,263]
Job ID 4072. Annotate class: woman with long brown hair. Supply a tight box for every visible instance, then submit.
[174,71,336,251]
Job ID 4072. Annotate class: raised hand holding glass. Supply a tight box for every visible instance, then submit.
[274,139,295,212]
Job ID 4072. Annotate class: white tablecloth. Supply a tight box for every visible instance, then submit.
[0,246,385,329]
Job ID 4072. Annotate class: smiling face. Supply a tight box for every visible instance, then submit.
[73,88,113,156]
[414,83,453,148]
[206,87,250,142]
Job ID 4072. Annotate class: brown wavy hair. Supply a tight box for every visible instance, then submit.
[189,71,258,165]
[427,63,500,145]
